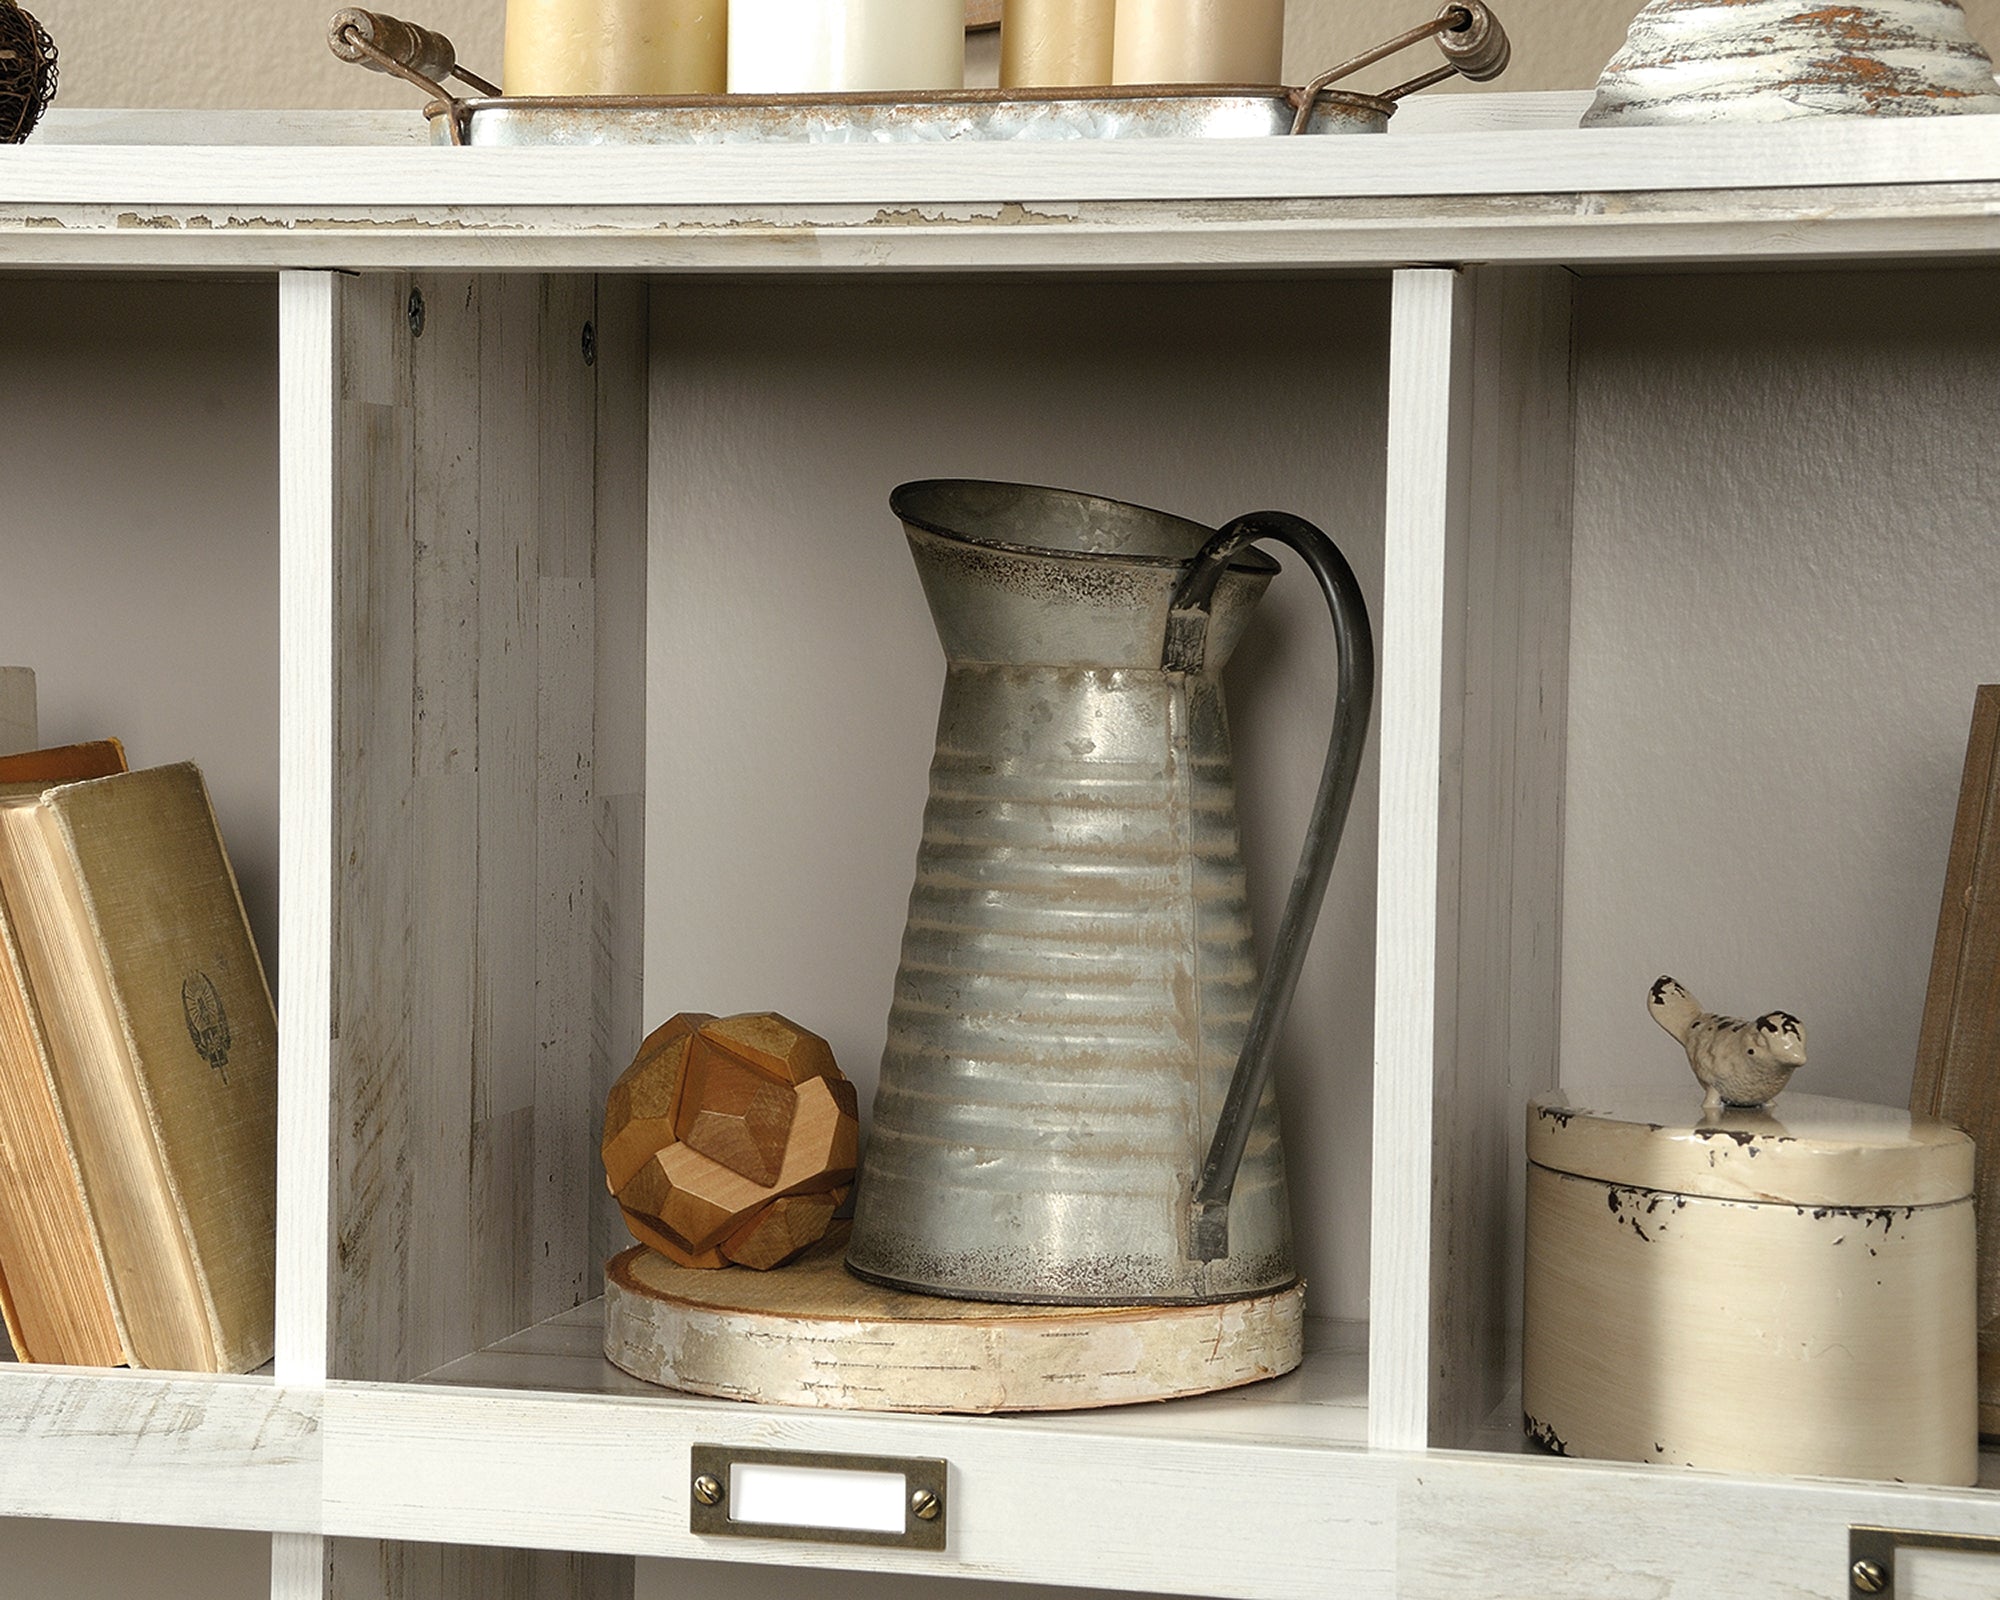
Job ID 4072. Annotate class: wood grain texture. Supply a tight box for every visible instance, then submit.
[11,199,2000,277]
[15,116,2000,207]
[1373,266,1573,1452]
[589,274,649,1285]
[0,1369,320,1529]
[1431,266,1574,1449]
[0,669,32,757]
[17,111,2000,272]
[1371,268,1471,1453]
[1397,1447,2000,1600]
[1913,685,2000,1435]
[277,270,341,1389]
[277,271,644,1600]
[601,1236,1303,1411]
[320,1378,1392,1598]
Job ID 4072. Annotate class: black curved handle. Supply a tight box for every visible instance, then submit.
[1163,512,1375,1263]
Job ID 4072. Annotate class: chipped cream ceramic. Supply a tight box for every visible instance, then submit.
[1524,1089,1978,1485]
[1649,974,1806,1111]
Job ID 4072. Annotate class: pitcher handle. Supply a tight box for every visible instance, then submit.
[1165,512,1375,1263]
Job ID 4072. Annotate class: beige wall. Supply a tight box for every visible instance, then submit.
[32,0,2000,110]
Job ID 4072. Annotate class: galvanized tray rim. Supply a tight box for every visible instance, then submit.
[420,83,1402,121]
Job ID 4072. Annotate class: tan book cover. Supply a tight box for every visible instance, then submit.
[0,763,277,1373]
[0,894,128,1365]
[0,742,130,1366]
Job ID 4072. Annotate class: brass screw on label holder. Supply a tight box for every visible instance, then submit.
[1851,1559,1888,1595]
[911,1488,941,1522]
[692,1473,724,1508]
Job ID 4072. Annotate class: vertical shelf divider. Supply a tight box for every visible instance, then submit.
[1371,266,1576,1452]
[1372,268,1474,1453]
[275,269,646,1600]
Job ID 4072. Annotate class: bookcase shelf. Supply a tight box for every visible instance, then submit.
[7,95,2000,1600]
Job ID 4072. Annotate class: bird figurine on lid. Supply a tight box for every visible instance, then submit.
[1648,974,1806,1112]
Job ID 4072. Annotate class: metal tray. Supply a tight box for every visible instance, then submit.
[429,83,1403,147]
[328,2,1508,146]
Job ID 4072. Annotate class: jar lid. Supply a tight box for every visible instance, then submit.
[1527,1090,1974,1208]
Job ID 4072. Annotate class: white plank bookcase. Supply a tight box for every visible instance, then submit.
[4,92,2000,1600]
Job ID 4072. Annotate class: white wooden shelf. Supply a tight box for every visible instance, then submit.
[6,96,2000,1600]
[7,100,2000,270]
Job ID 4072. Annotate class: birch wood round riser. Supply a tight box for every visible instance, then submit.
[602,1239,1304,1413]
[1523,1164,1978,1486]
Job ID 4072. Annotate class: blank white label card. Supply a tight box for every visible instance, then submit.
[729,1463,907,1534]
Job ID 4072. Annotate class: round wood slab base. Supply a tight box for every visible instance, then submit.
[602,1227,1304,1413]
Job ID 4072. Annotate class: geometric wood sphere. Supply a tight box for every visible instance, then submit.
[602,1012,859,1271]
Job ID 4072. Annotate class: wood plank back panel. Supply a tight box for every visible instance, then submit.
[1431,266,1574,1447]
[590,275,650,1277]
[278,268,645,1600]
[1912,683,2000,1435]
[1371,267,1575,1450]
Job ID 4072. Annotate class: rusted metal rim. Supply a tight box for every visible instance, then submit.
[419,83,1401,121]
[844,1255,1304,1308]
[890,479,1283,574]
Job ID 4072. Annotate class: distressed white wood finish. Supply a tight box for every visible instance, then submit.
[1431,267,1574,1448]
[15,117,2000,1600]
[279,269,643,1386]
[16,114,2000,205]
[272,1533,330,1600]
[1371,269,1471,1453]
[590,275,649,1279]
[319,1378,1390,1598]
[277,271,340,1390]
[276,269,645,1600]
[0,668,32,755]
[12,109,2000,270]
[9,190,2000,273]
[0,1369,319,1530]
[1398,1448,2000,1600]
[1372,267,1573,1453]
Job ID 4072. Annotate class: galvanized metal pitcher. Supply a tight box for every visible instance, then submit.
[845,481,1374,1305]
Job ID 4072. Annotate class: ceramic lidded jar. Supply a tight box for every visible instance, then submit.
[1524,1089,1977,1485]
[1582,0,2000,124]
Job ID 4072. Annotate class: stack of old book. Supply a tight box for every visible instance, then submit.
[0,740,277,1373]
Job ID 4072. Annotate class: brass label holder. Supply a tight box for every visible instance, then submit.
[1850,1524,2000,1596]
[690,1445,948,1551]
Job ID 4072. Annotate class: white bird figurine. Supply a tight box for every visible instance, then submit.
[1647,975,1807,1112]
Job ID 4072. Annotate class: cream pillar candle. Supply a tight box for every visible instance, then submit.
[728,0,965,93]
[1001,0,1115,88]
[1111,0,1284,85]
[504,0,728,96]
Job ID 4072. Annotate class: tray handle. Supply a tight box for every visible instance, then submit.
[328,9,500,100]
[1289,1,1510,133]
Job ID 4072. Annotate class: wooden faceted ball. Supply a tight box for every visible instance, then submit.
[602,1012,858,1271]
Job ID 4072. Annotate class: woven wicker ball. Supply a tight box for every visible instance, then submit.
[0,1,57,145]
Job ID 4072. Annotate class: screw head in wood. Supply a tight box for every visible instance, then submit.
[692,1473,724,1507]
[1852,1559,1887,1595]
[911,1488,941,1522]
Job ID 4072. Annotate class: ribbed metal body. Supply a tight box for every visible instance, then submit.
[845,482,1295,1304]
